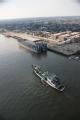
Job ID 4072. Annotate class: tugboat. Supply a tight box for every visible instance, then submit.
[32,65,65,92]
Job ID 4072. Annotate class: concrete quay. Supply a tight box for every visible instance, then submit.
[48,43,80,56]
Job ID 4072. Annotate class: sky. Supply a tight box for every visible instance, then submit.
[0,0,80,20]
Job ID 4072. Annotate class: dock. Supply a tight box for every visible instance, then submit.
[48,43,80,56]
[4,31,80,56]
[4,32,42,42]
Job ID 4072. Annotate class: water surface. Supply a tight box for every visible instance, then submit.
[0,35,80,120]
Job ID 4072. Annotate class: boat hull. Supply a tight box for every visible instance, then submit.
[18,42,39,53]
[18,40,47,53]
[33,68,65,92]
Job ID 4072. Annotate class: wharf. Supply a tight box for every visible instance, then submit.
[4,32,42,42]
[48,43,80,56]
[4,32,80,56]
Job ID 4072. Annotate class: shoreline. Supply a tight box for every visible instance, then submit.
[47,48,71,57]
[3,32,80,57]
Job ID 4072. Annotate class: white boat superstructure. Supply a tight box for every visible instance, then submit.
[32,65,65,92]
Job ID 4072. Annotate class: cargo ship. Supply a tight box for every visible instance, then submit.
[4,32,47,53]
[18,40,47,53]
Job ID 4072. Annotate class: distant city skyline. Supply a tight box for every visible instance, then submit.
[0,0,80,20]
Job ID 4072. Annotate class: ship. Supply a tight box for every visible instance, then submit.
[4,32,47,53]
[32,65,65,92]
[18,39,47,53]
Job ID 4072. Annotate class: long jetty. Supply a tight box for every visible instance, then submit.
[4,32,42,42]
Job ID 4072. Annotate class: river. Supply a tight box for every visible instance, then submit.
[0,34,80,120]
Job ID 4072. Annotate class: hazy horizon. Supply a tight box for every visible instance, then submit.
[0,0,80,20]
[0,16,80,22]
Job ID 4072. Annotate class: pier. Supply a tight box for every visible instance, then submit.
[4,32,42,42]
